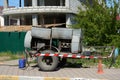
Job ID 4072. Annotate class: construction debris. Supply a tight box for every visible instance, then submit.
[0,26,32,32]
[0,23,66,32]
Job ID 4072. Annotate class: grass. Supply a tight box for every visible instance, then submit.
[0,51,24,61]
[111,56,120,68]
[67,55,120,68]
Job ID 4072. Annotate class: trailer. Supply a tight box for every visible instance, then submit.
[24,27,115,71]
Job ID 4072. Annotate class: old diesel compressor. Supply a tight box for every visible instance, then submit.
[24,27,83,71]
[24,26,115,71]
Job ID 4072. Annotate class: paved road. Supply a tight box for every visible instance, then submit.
[0,60,120,80]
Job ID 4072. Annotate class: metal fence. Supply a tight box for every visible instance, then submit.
[0,32,26,53]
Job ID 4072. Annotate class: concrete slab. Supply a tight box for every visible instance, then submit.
[0,60,120,80]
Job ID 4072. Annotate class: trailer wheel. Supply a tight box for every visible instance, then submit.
[37,50,59,71]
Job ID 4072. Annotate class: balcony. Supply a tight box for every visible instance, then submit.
[3,6,72,15]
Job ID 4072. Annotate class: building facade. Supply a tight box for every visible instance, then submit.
[0,6,4,27]
[3,0,85,28]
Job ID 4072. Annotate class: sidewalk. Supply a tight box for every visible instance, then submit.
[0,60,120,80]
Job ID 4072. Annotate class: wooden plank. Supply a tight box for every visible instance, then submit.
[0,26,32,32]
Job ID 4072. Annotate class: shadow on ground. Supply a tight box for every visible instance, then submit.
[0,60,91,72]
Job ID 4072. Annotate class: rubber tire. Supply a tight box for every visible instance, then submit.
[37,50,59,71]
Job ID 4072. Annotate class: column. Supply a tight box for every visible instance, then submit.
[2,19,4,26]
[32,14,38,26]
[17,18,20,26]
[0,16,4,26]
[32,0,37,6]
[4,0,8,8]
[65,0,69,8]
[66,14,72,28]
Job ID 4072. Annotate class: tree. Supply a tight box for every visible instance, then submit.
[73,0,120,46]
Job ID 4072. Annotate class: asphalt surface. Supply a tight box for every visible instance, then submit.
[0,60,120,80]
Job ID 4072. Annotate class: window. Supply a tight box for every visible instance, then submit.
[44,0,65,6]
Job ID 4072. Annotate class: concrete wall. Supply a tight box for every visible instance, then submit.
[70,0,86,13]
[3,0,85,27]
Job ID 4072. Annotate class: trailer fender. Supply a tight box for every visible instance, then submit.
[24,31,32,48]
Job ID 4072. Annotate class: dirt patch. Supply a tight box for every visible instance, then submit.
[0,56,11,61]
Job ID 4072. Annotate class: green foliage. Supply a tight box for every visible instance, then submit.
[73,0,120,47]
[114,56,120,68]
[109,34,120,47]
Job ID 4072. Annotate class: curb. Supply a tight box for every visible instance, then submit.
[0,75,107,80]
